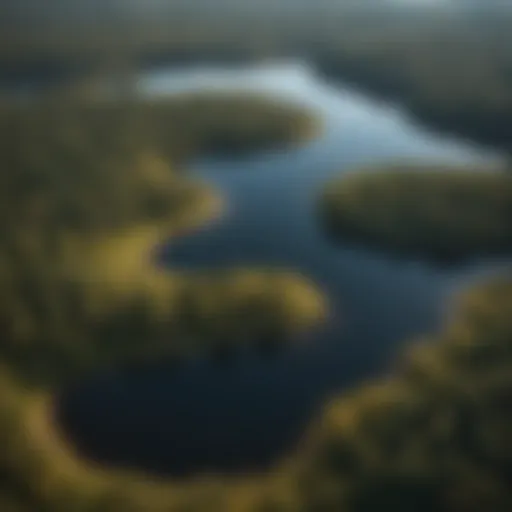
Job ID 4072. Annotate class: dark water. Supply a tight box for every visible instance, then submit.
[58,63,506,477]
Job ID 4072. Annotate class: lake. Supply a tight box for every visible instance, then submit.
[57,62,508,477]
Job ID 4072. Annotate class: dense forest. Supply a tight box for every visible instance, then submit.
[314,13,512,151]
[1,97,510,512]
[4,5,512,151]
[2,262,511,511]
[0,94,325,387]
[0,2,511,510]
[290,276,512,512]
[320,164,512,262]
[2,6,511,151]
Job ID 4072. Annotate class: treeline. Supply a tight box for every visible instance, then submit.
[314,14,512,151]
[320,164,512,263]
[286,275,512,512]
[3,6,512,154]
[0,89,331,510]
[0,93,323,385]
[1,270,511,511]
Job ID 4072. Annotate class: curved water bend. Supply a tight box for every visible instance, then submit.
[58,63,506,477]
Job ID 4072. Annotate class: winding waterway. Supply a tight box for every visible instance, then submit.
[58,62,508,477]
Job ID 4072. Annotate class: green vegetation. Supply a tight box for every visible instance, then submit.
[2,7,512,511]
[0,92,511,512]
[0,91,328,508]
[291,275,512,511]
[0,94,324,385]
[0,366,277,512]
[3,6,511,151]
[6,93,319,160]
[320,164,512,262]
[1,264,511,510]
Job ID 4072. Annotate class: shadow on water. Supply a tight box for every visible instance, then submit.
[56,62,509,478]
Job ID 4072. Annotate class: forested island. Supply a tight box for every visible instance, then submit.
[320,165,512,262]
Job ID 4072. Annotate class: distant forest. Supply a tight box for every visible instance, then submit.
[1,0,510,153]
